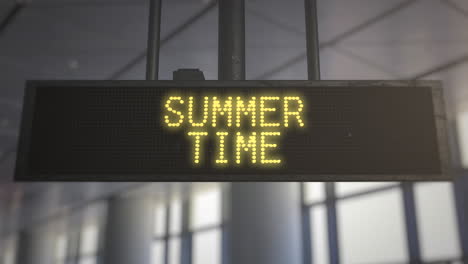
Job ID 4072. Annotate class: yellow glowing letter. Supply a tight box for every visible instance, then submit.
[236,96,256,127]
[260,96,280,127]
[284,96,305,127]
[215,131,229,164]
[236,131,257,164]
[164,96,185,127]
[260,132,281,164]
[188,96,209,127]
[187,131,208,164]
[212,96,233,127]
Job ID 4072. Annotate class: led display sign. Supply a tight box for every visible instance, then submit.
[163,94,306,166]
[15,80,450,181]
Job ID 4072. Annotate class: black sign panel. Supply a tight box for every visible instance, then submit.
[15,80,450,181]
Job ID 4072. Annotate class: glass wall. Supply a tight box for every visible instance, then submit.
[51,202,106,264]
[304,182,463,264]
[0,181,464,264]
[151,198,182,264]
[191,187,222,264]
[152,183,223,264]
[1,235,17,264]
[415,183,461,262]
[54,233,67,264]
[77,224,99,264]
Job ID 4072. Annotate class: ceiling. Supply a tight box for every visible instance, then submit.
[1,0,468,232]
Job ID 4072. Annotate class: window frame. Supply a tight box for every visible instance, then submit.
[301,182,465,264]
[152,185,225,264]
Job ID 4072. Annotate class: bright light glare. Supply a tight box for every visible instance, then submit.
[80,225,98,255]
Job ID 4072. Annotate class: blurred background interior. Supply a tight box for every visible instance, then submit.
[1,0,468,263]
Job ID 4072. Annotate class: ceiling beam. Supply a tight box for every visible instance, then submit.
[108,0,218,80]
[254,0,419,79]
[246,7,305,36]
[331,45,400,78]
[440,0,468,19]
[410,54,468,79]
[0,2,24,38]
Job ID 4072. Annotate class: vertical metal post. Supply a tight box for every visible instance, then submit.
[163,203,171,264]
[300,184,313,264]
[16,230,30,264]
[454,170,468,261]
[221,184,230,264]
[401,182,422,263]
[305,1,339,263]
[146,0,163,80]
[218,0,245,80]
[304,0,321,80]
[218,3,245,264]
[324,183,340,264]
[181,195,193,264]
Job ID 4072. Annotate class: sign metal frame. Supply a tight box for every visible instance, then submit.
[15,80,450,182]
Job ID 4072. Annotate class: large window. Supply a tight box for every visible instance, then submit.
[54,233,68,264]
[152,184,223,264]
[337,188,408,263]
[303,182,463,264]
[415,182,462,262]
[152,198,182,264]
[1,236,16,264]
[190,186,222,264]
[52,202,105,264]
[78,224,99,264]
[53,224,100,264]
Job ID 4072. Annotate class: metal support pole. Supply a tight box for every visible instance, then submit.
[300,184,312,264]
[163,203,171,264]
[218,4,303,264]
[146,0,163,80]
[401,182,422,263]
[181,195,193,264]
[218,0,245,80]
[221,184,230,264]
[305,1,339,263]
[325,183,340,264]
[304,0,321,80]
